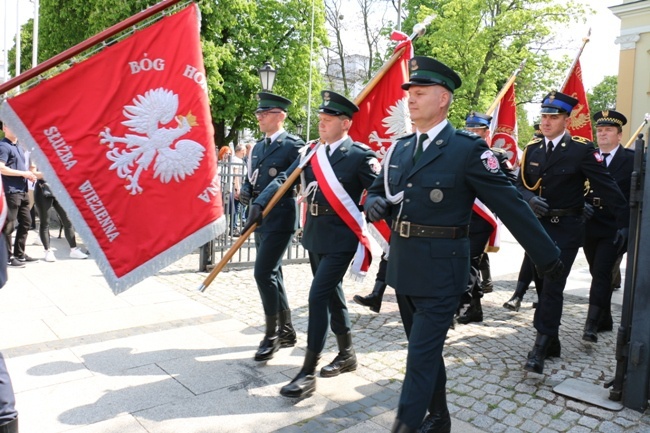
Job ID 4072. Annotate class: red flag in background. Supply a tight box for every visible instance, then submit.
[489,83,520,168]
[348,32,413,160]
[0,4,224,293]
[561,59,593,141]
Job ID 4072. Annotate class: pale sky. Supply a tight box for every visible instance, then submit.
[2,0,624,91]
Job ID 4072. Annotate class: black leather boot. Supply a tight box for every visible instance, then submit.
[456,297,483,324]
[582,305,601,343]
[320,332,358,377]
[524,332,552,374]
[479,255,493,293]
[280,350,319,398]
[353,280,387,313]
[503,281,527,312]
[419,389,451,433]
[597,306,613,332]
[546,335,561,358]
[391,419,417,433]
[0,418,18,433]
[278,309,297,347]
[254,315,280,361]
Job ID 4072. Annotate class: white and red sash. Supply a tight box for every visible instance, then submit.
[310,144,373,280]
[472,199,500,252]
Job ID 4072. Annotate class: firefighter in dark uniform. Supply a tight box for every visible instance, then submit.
[364,56,563,433]
[582,109,633,342]
[516,91,628,374]
[245,91,380,398]
[457,112,517,325]
[239,93,305,361]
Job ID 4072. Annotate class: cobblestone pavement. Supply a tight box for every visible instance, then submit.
[154,248,650,433]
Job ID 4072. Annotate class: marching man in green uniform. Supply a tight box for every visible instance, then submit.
[239,93,305,361]
[244,90,380,398]
[516,92,628,374]
[364,56,564,433]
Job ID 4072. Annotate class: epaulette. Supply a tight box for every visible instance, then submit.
[571,135,591,145]
[526,137,543,146]
[285,134,302,142]
[397,133,416,142]
[352,141,371,150]
[456,129,480,139]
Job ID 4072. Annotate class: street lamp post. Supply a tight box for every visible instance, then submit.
[258,61,276,92]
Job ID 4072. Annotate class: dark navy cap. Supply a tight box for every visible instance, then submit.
[540,91,578,115]
[401,56,462,92]
[255,92,292,113]
[593,109,627,129]
[319,90,359,118]
[465,112,492,129]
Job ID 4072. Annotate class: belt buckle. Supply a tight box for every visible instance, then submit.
[593,197,601,207]
[399,221,411,238]
[310,203,319,216]
[550,216,560,224]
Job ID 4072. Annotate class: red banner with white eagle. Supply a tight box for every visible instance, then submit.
[348,31,413,160]
[0,4,224,293]
[561,59,593,141]
[489,83,520,168]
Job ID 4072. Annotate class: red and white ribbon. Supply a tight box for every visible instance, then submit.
[472,198,501,252]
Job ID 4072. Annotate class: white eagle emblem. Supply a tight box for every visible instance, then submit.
[368,96,411,159]
[99,87,205,195]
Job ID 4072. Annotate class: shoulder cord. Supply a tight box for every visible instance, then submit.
[519,145,542,193]
[382,142,404,221]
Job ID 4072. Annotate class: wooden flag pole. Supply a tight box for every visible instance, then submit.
[485,58,527,116]
[0,0,186,96]
[198,142,322,292]
[624,114,650,148]
[560,28,591,91]
[198,15,437,292]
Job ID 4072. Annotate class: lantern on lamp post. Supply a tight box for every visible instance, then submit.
[258,61,276,92]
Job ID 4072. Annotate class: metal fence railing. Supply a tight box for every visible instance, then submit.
[198,157,309,272]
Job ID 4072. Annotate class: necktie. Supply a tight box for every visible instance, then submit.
[601,152,610,167]
[546,141,554,160]
[264,137,271,152]
[414,133,428,163]
[326,144,331,157]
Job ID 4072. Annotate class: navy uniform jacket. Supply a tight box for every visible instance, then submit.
[516,133,628,248]
[255,137,378,254]
[366,123,559,297]
[585,145,634,235]
[243,132,304,233]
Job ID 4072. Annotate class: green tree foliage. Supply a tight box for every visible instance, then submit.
[15,0,328,147]
[7,20,34,77]
[401,0,586,128]
[587,75,617,145]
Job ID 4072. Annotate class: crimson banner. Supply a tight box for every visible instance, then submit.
[489,83,520,168]
[0,4,224,293]
[348,32,413,159]
[561,59,593,141]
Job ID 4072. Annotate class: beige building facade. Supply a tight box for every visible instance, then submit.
[611,0,650,142]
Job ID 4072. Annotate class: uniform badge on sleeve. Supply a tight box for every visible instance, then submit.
[593,152,603,163]
[480,150,500,173]
[368,157,382,174]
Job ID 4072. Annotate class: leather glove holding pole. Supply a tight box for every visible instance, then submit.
[528,196,549,218]
[364,196,390,222]
[613,227,629,255]
[198,141,323,292]
[241,204,263,233]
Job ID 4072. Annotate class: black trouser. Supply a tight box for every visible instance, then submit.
[2,192,31,258]
[253,230,293,316]
[0,353,17,425]
[306,251,355,353]
[583,234,619,309]
[533,247,579,336]
[395,293,460,430]
[34,182,77,250]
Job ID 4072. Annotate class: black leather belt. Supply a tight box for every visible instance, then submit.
[545,208,583,217]
[586,197,603,207]
[309,203,337,216]
[391,220,469,239]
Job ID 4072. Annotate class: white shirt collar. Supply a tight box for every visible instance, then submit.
[326,135,348,153]
[417,119,449,151]
[267,128,285,143]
